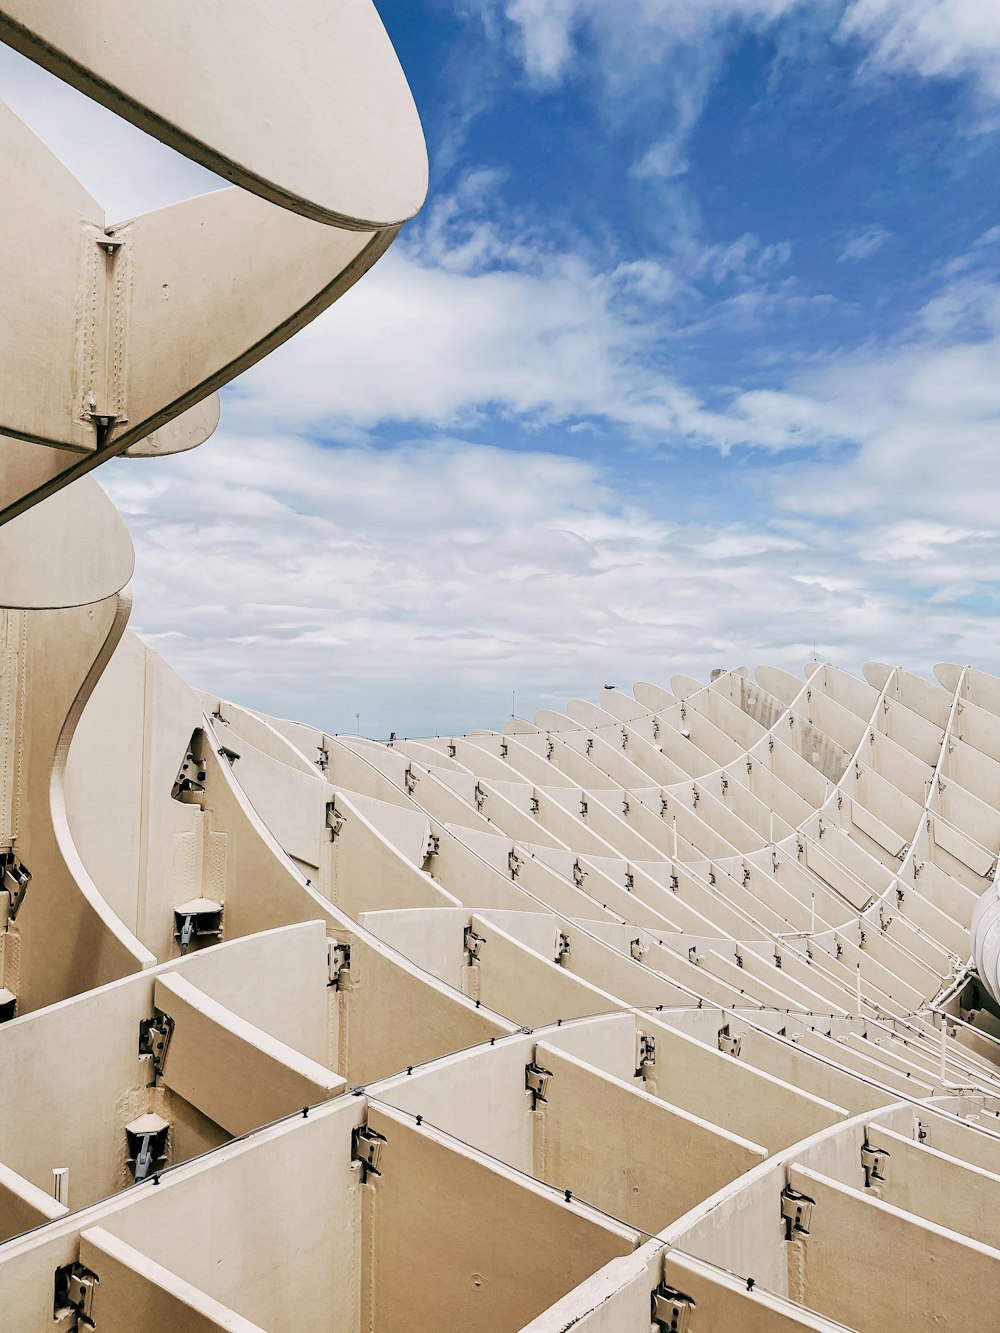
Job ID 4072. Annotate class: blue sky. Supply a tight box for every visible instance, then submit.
[5,2,1000,736]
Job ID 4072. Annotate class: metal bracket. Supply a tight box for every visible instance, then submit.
[474,782,486,811]
[125,1113,170,1182]
[316,744,329,773]
[173,898,223,954]
[718,1025,742,1058]
[781,1185,815,1239]
[579,799,588,818]
[84,410,121,436]
[525,1061,552,1109]
[422,831,440,862]
[326,801,345,840]
[171,749,206,800]
[327,941,351,989]
[138,1013,174,1078]
[554,932,571,964]
[0,850,30,922]
[508,849,521,879]
[630,937,647,962]
[652,1283,695,1331]
[530,794,540,816]
[861,1140,890,1188]
[635,1031,656,1077]
[352,1123,387,1182]
[54,1260,99,1327]
[464,926,484,965]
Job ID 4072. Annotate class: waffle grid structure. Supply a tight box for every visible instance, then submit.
[4,639,1000,1331]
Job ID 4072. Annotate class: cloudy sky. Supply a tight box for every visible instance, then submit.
[5,1,1000,736]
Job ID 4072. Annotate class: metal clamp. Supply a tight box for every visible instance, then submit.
[327,941,351,989]
[326,801,345,840]
[464,926,485,965]
[781,1185,815,1239]
[718,1025,742,1057]
[861,1140,890,1188]
[171,749,207,800]
[0,850,30,921]
[54,1261,99,1327]
[652,1283,695,1331]
[352,1123,387,1181]
[138,1013,174,1078]
[635,1032,656,1077]
[525,1061,552,1109]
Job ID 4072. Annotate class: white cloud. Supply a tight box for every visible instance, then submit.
[493,0,1000,205]
[102,430,1000,737]
[501,0,803,89]
[501,0,1000,107]
[840,0,1000,101]
[98,228,1000,733]
[838,225,893,262]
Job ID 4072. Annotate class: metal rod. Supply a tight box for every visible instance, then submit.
[940,1013,948,1086]
[52,1167,68,1206]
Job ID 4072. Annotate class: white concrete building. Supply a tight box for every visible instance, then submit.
[2,5,1000,1330]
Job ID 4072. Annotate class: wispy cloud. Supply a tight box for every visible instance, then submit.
[104,411,1000,737]
[840,0,1000,103]
[838,224,893,262]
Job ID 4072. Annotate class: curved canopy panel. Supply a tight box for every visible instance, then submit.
[0,98,397,524]
[0,467,133,609]
[124,394,221,458]
[0,0,428,228]
[862,661,893,690]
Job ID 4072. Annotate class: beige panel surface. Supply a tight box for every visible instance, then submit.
[154,973,345,1135]
[0,474,133,610]
[534,1043,767,1233]
[0,0,427,227]
[365,1105,638,1333]
[787,1163,1000,1331]
[79,1227,265,1331]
